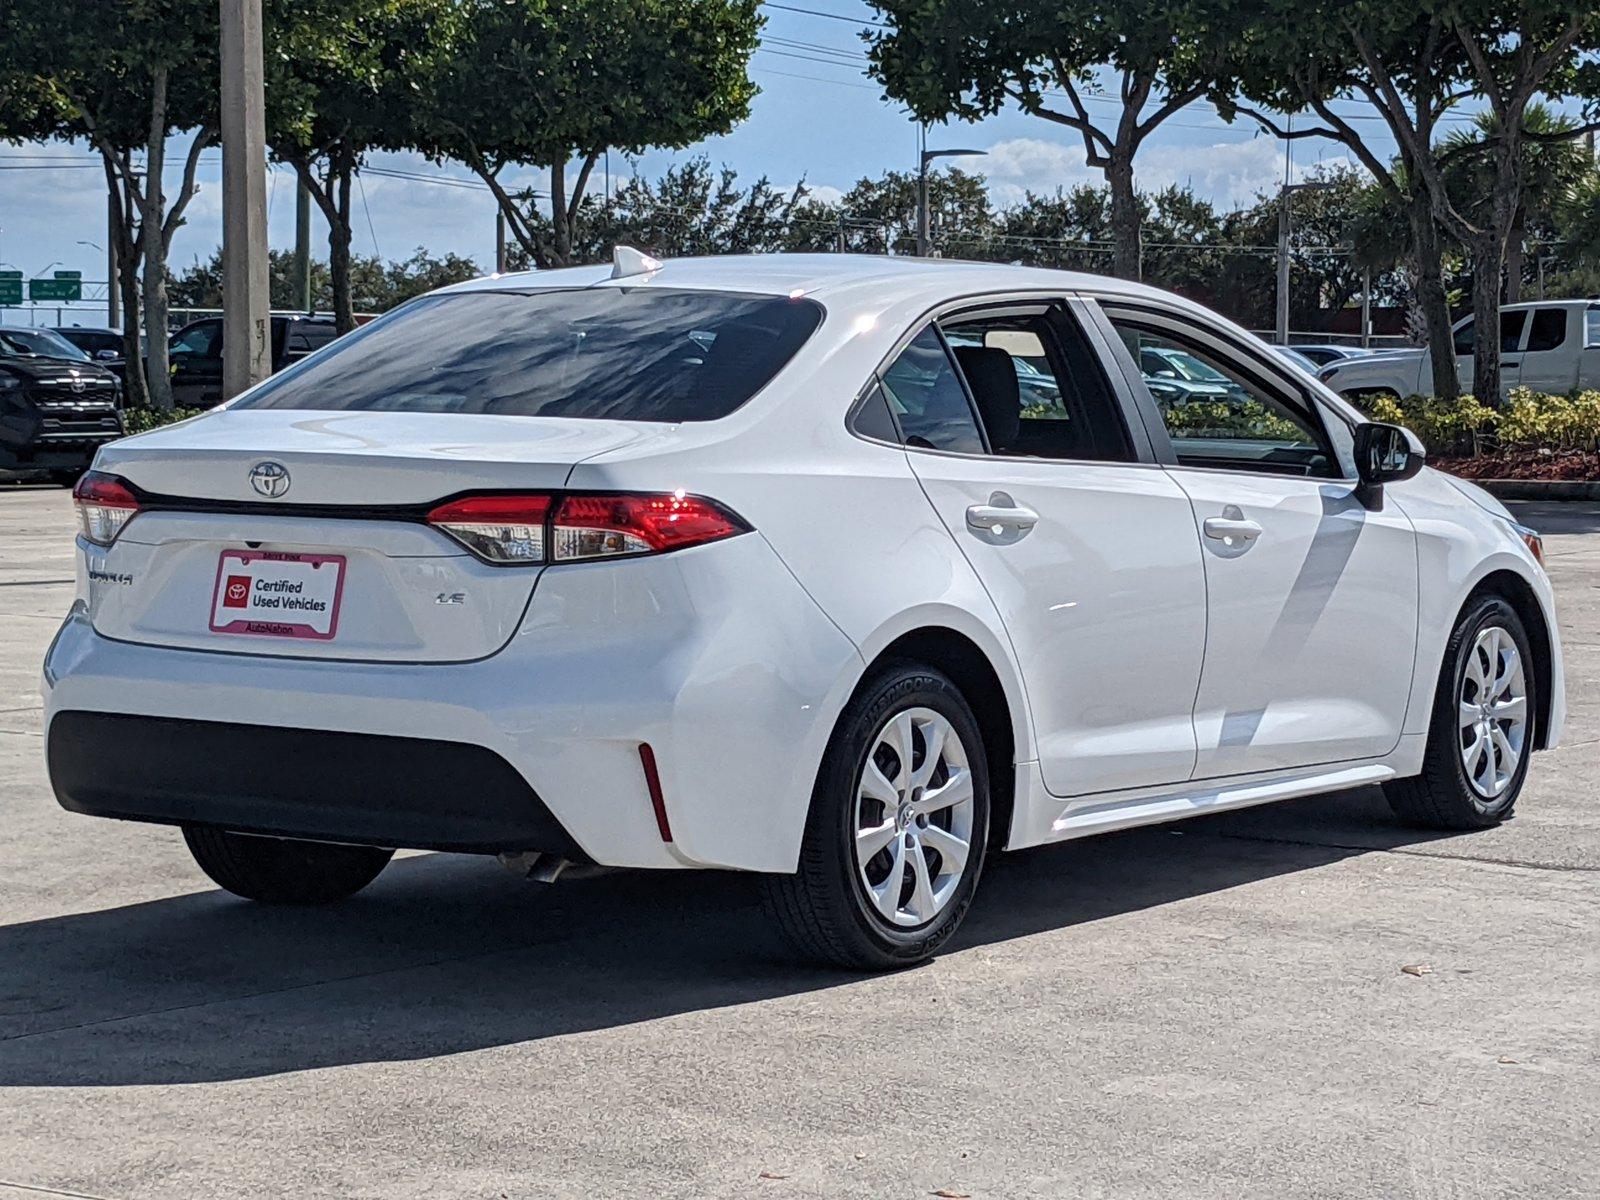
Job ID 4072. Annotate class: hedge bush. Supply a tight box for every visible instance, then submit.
[1357,388,1600,457]
[122,406,210,434]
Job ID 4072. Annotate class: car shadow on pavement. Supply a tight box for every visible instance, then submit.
[0,785,1471,1087]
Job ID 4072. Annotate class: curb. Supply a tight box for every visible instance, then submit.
[1474,479,1600,501]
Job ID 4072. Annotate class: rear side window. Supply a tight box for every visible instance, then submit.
[878,326,986,454]
[233,288,823,422]
[1525,308,1567,353]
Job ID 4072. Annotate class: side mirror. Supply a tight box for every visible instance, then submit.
[94,349,120,362]
[1353,421,1424,505]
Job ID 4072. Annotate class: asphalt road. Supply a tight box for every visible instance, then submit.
[1,484,1596,1200]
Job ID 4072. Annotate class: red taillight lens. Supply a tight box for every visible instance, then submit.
[426,494,552,564]
[425,491,748,565]
[551,492,747,561]
[73,470,140,546]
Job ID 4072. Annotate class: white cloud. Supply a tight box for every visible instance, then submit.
[976,135,1359,211]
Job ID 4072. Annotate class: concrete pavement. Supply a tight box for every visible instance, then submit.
[1,484,1596,1199]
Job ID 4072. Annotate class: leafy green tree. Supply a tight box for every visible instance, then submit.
[267,0,454,332]
[866,0,1231,280]
[170,246,481,314]
[1441,104,1591,303]
[1224,6,1470,396]
[1,0,219,409]
[414,0,761,268]
[1229,1,1600,402]
[555,158,810,261]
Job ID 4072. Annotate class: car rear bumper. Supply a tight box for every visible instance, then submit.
[42,535,862,872]
[47,711,586,856]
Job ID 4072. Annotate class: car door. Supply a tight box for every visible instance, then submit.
[168,319,224,407]
[1512,306,1579,394]
[1453,310,1527,398]
[888,299,1209,798]
[1097,300,1419,780]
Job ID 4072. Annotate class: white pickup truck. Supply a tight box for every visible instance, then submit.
[1319,299,1600,400]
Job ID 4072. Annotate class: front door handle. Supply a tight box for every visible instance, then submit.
[1203,516,1263,543]
[967,501,1040,537]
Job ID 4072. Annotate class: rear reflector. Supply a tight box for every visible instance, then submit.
[426,491,747,566]
[638,743,672,842]
[73,471,140,546]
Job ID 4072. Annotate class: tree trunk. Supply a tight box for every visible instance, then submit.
[141,70,175,412]
[330,161,355,335]
[1504,213,1525,304]
[1469,234,1503,405]
[1106,152,1141,282]
[101,152,148,410]
[1406,190,1459,399]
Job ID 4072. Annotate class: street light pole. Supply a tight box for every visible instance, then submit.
[220,0,271,399]
[917,141,986,258]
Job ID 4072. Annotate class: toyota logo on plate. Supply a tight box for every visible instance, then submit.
[249,461,291,498]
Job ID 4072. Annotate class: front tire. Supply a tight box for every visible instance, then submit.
[762,662,990,970]
[183,826,393,903]
[1384,595,1535,830]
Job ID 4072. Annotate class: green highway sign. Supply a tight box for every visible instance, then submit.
[28,277,82,302]
[0,271,20,306]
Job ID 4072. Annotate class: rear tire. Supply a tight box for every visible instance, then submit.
[183,826,393,903]
[1384,595,1535,830]
[762,662,990,970]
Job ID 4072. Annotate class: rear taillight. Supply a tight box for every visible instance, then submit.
[426,494,551,564]
[73,471,140,546]
[426,491,748,566]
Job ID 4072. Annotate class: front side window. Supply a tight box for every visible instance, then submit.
[1525,308,1567,353]
[233,289,823,422]
[940,307,1131,461]
[1586,309,1600,348]
[171,322,221,357]
[1113,321,1335,477]
[878,326,985,453]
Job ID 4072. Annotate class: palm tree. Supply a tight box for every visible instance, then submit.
[1442,104,1591,303]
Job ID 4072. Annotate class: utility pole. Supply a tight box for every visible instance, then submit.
[220,0,271,400]
[294,176,312,315]
[1361,267,1372,349]
[495,210,507,273]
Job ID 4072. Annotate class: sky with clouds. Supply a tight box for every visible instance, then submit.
[0,0,1525,323]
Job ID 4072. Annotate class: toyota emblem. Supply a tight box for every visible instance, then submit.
[249,461,291,498]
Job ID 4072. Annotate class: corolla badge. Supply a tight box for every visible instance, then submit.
[249,461,291,498]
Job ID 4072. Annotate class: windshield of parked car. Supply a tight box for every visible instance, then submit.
[0,328,91,361]
[1142,347,1226,382]
[232,288,825,421]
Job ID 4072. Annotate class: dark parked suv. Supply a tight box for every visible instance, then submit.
[0,328,124,484]
[166,314,341,407]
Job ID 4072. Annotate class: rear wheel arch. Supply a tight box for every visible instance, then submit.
[1460,570,1554,751]
[844,626,1018,851]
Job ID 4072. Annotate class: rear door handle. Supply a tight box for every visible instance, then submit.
[967,502,1040,536]
[1203,516,1263,542]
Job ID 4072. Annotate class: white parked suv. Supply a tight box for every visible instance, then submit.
[1321,299,1600,399]
[43,252,1564,969]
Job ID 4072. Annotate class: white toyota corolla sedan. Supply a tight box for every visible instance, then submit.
[43,252,1564,969]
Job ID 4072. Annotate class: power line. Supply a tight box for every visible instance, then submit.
[763,2,890,29]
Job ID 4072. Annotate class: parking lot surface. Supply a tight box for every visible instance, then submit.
[1,484,1596,1200]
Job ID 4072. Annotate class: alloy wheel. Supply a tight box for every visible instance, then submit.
[853,707,975,928]
[1458,624,1528,801]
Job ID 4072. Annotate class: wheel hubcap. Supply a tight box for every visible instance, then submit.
[1458,625,1528,801]
[854,707,974,928]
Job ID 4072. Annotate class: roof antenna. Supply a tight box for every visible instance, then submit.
[611,245,663,279]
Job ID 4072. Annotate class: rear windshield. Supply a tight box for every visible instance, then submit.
[232,287,824,422]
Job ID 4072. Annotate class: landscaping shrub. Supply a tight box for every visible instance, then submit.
[1353,388,1600,457]
[122,406,210,434]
